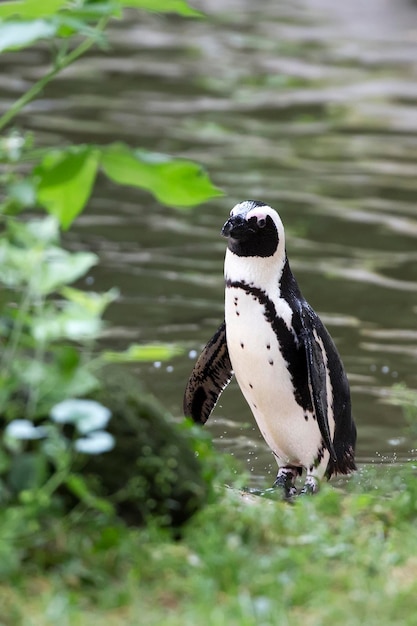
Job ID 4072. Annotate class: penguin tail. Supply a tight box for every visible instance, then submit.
[325,441,356,478]
[325,409,357,478]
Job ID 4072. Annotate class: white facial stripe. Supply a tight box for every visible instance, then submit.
[246,208,267,222]
[230,201,263,217]
[231,201,283,231]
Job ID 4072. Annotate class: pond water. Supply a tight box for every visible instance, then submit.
[2,0,417,487]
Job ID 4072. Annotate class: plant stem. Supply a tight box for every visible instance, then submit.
[0,17,109,133]
[41,466,70,499]
[0,284,33,379]
[26,288,47,420]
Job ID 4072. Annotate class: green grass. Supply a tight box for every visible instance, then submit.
[3,463,417,626]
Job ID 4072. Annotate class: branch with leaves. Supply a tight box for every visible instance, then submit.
[0,0,221,516]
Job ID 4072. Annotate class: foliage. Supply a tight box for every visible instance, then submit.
[2,464,417,624]
[0,0,221,524]
[78,377,223,527]
[34,143,222,229]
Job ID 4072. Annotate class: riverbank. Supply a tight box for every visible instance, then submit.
[3,462,417,625]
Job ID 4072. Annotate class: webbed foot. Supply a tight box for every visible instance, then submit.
[300,475,320,495]
[273,466,300,500]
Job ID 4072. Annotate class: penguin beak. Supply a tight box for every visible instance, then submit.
[221,215,253,239]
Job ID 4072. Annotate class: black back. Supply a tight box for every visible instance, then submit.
[279,258,356,475]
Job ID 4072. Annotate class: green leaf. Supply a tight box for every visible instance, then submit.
[101,143,223,208]
[33,248,98,294]
[65,474,114,514]
[102,343,182,363]
[54,345,81,372]
[7,178,37,211]
[30,289,118,342]
[24,216,60,243]
[31,307,103,343]
[15,357,100,411]
[8,453,49,493]
[0,242,96,293]
[54,8,119,40]
[0,240,94,293]
[114,0,203,18]
[0,242,28,287]
[0,0,67,19]
[0,19,58,53]
[6,216,59,249]
[41,250,98,294]
[36,147,100,229]
[60,287,119,316]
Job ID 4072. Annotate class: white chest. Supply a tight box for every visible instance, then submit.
[224,285,323,467]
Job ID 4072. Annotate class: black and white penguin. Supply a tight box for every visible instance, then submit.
[184,200,356,496]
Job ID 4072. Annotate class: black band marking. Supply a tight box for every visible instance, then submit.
[226,278,312,412]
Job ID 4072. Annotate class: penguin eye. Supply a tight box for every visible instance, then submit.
[230,209,234,216]
[258,218,266,228]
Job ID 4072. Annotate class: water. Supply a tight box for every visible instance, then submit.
[1,0,417,487]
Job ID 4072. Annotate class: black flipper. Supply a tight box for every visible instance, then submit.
[183,322,233,424]
[299,306,337,463]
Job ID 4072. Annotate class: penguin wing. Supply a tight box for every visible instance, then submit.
[299,306,337,462]
[183,321,233,424]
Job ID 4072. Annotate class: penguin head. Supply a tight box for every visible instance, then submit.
[221,200,284,258]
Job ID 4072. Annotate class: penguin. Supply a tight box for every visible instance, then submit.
[184,200,356,497]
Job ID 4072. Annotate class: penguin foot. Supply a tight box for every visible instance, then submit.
[300,475,320,495]
[273,466,300,499]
